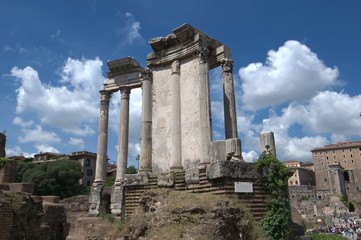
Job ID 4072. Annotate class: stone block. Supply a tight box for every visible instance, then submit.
[8,183,34,193]
[211,140,226,162]
[225,138,242,159]
[157,172,174,187]
[207,161,258,180]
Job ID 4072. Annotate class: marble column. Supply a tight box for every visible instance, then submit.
[94,90,112,183]
[221,58,238,139]
[170,60,183,171]
[89,90,111,216]
[198,48,212,165]
[140,68,153,172]
[115,88,130,183]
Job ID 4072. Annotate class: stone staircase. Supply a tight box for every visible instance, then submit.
[0,202,13,240]
[123,175,157,219]
[122,168,269,221]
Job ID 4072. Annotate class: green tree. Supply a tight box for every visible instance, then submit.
[16,160,35,182]
[254,153,293,240]
[126,165,137,174]
[22,160,85,198]
[0,157,9,169]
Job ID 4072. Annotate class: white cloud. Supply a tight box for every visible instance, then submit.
[18,125,61,144]
[119,12,143,45]
[13,116,34,128]
[5,146,34,158]
[11,57,105,136]
[35,144,60,153]
[239,40,340,111]
[68,137,85,148]
[242,150,258,162]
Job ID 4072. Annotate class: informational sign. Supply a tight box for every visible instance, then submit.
[234,182,253,193]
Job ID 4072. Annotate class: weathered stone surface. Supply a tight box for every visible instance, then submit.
[207,161,258,179]
[157,172,174,187]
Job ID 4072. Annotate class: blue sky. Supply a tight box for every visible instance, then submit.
[1,0,361,167]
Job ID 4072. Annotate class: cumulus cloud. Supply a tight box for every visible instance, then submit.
[13,116,34,128]
[242,150,258,162]
[35,144,60,153]
[239,40,340,111]
[68,137,85,148]
[11,57,105,136]
[18,125,61,144]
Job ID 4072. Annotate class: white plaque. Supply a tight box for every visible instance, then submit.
[234,182,253,193]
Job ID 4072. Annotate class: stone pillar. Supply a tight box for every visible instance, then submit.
[89,90,111,215]
[198,48,212,165]
[115,88,130,183]
[221,58,238,139]
[170,60,183,171]
[140,68,153,173]
[260,131,276,158]
[94,90,111,183]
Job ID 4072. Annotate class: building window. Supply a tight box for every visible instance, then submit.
[324,178,327,182]
[321,162,324,166]
[87,169,93,176]
[333,150,335,153]
[87,181,91,186]
[326,156,329,160]
[350,148,352,152]
[352,160,354,164]
[295,181,298,185]
[351,154,353,158]
[333,156,336,159]
[85,159,91,167]
[290,181,293,185]
[343,155,346,158]
[344,160,347,164]
[343,149,345,152]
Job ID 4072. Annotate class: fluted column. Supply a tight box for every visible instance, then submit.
[89,90,111,215]
[221,58,238,139]
[94,90,112,183]
[170,60,183,171]
[115,88,130,183]
[198,48,212,165]
[140,68,153,172]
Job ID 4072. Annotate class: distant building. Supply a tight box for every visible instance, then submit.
[33,151,97,187]
[284,160,315,186]
[69,151,97,187]
[34,152,62,162]
[311,140,361,199]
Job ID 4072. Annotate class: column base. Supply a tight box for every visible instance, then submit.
[139,168,152,174]
[88,182,104,216]
[110,185,124,217]
[170,166,184,172]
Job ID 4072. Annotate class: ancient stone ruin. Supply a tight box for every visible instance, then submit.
[88,24,265,219]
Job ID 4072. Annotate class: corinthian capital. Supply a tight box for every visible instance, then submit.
[197,48,209,63]
[221,58,234,73]
[140,68,152,80]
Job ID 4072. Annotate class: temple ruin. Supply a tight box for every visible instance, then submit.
[89,24,265,218]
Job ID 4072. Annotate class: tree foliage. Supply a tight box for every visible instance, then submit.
[0,157,9,169]
[21,160,86,198]
[254,153,293,240]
